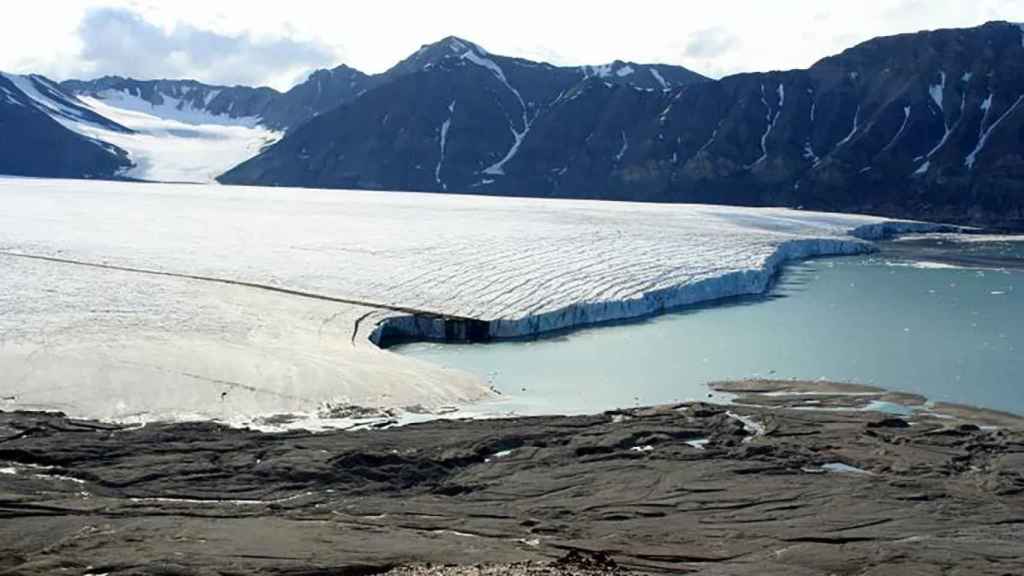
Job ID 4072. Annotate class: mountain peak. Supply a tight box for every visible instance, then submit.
[429,36,485,56]
[385,35,489,77]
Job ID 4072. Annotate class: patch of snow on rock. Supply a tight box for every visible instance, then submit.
[650,68,669,89]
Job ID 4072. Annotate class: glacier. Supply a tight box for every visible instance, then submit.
[1,74,280,183]
[0,178,952,424]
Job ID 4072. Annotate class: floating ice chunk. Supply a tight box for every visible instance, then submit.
[630,445,654,453]
[685,439,709,450]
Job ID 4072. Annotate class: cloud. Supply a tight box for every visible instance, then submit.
[683,27,741,60]
[75,8,339,89]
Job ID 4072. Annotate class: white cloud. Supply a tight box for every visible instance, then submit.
[1,0,1022,89]
[75,8,336,89]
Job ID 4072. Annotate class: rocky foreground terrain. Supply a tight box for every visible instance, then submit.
[1,381,1022,575]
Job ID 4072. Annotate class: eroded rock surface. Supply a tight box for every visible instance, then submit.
[1,400,1021,575]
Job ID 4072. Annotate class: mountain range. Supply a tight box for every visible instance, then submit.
[3,23,1024,228]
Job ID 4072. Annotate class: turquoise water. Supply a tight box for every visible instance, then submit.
[396,240,1024,415]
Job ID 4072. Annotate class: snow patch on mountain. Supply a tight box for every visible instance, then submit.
[929,71,946,111]
[436,100,456,191]
[650,68,669,90]
[803,141,820,165]
[966,93,1024,169]
[882,106,912,152]
[463,49,532,176]
[615,131,629,162]
[750,83,783,167]
[583,64,614,79]
[834,106,861,150]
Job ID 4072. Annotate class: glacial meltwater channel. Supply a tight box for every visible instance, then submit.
[396,238,1024,416]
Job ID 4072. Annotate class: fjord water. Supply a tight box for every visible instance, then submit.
[397,239,1024,416]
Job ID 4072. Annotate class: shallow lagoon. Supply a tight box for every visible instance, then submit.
[398,239,1024,416]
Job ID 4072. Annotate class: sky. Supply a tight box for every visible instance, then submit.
[2,0,1022,91]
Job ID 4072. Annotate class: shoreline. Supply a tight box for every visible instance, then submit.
[2,387,1021,575]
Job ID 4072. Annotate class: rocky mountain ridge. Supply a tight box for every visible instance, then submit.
[222,22,1024,229]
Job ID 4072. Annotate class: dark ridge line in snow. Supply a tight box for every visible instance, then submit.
[1,219,956,352]
[0,251,475,325]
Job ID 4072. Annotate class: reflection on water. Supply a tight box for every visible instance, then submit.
[397,239,1024,416]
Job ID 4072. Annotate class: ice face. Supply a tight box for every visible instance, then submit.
[0,178,942,423]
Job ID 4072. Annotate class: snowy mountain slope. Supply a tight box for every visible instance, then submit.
[2,35,706,183]
[221,22,1024,229]
[0,74,131,179]
[2,73,281,182]
[75,95,281,183]
[62,76,279,125]
[220,38,709,190]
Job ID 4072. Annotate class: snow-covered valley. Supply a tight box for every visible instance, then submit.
[1,74,280,183]
[0,178,948,425]
[74,94,280,183]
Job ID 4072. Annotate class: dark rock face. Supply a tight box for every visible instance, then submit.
[0,75,131,179]
[221,22,1024,229]
[0,399,1021,575]
[259,64,375,130]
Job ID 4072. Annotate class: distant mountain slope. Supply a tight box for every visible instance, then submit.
[61,76,279,124]
[0,74,131,178]
[221,22,1024,229]
[219,37,709,190]
[1,36,707,183]
[1,72,281,183]
[61,71,375,131]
